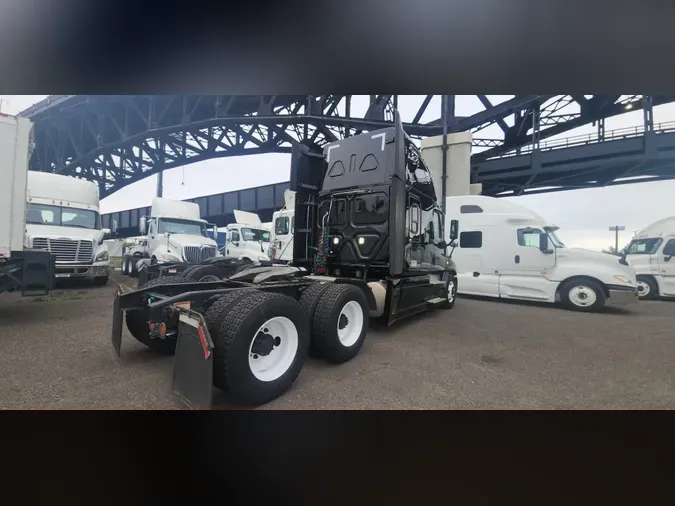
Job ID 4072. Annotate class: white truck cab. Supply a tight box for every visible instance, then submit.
[25,171,113,285]
[269,190,295,263]
[221,210,271,262]
[625,216,675,299]
[140,198,220,265]
[446,195,638,311]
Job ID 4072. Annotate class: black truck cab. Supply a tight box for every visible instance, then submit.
[291,112,458,324]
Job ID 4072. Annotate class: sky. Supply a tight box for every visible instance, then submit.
[2,94,675,252]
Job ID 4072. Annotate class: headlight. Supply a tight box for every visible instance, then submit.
[95,251,109,262]
[158,252,181,262]
[614,275,632,284]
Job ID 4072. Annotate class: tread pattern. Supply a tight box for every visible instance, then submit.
[210,291,289,392]
[298,282,333,355]
[125,275,189,355]
[204,289,258,333]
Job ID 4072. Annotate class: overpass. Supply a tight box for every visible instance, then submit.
[103,120,675,237]
[21,95,675,198]
[473,120,675,195]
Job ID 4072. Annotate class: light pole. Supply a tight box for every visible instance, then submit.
[609,225,626,253]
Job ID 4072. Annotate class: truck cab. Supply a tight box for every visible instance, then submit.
[446,195,638,311]
[221,210,271,262]
[625,216,675,299]
[25,171,113,285]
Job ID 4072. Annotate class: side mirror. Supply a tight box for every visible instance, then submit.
[449,219,459,241]
[111,219,118,234]
[539,233,553,254]
[102,228,111,238]
[139,216,147,235]
[211,225,218,240]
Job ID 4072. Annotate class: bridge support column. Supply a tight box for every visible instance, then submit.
[421,132,480,202]
[156,170,163,198]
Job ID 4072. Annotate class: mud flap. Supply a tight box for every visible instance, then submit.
[111,286,124,357]
[172,310,215,409]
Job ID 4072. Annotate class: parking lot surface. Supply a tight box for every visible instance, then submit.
[1,272,673,409]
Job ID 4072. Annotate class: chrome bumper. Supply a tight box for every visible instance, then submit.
[608,288,639,306]
[54,264,109,278]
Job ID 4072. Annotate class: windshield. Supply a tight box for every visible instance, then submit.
[625,238,662,255]
[158,218,207,237]
[26,203,101,230]
[544,227,566,248]
[241,228,270,242]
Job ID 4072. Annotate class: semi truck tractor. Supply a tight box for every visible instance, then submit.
[625,216,675,299]
[1,113,56,297]
[220,210,271,263]
[25,171,113,285]
[120,197,221,277]
[111,110,460,408]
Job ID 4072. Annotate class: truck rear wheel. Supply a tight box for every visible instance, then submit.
[125,275,189,355]
[311,284,369,364]
[182,264,224,282]
[208,291,310,406]
[298,282,333,356]
[560,278,606,312]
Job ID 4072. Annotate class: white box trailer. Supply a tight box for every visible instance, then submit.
[0,113,55,296]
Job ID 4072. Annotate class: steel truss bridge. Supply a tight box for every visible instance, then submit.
[19,95,675,199]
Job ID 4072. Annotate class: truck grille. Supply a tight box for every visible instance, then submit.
[182,246,217,264]
[32,238,94,263]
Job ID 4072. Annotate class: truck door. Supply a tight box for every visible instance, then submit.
[657,238,675,296]
[226,228,242,258]
[273,215,291,260]
[147,219,159,254]
[455,228,500,298]
[498,227,556,301]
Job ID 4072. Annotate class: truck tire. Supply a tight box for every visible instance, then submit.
[182,264,225,282]
[121,256,129,276]
[209,291,310,406]
[560,278,606,312]
[203,289,258,323]
[311,284,369,364]
[440,274,457,309]
[298,282,333,355]
[125,275,189,355]
[636,275,659,300]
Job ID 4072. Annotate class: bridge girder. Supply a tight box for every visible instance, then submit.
[20,95,675,198]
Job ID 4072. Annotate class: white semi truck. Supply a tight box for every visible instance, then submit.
[121,197,221,277]
[220,210,271,263]
[625,216,675,299]
[1,113,55,296]
[25,171,113,285]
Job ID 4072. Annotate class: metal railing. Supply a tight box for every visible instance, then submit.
[481,120,675,160]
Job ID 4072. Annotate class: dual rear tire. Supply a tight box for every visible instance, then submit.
[203,283,369,405]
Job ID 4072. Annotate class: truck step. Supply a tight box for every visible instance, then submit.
[427,297,445,304]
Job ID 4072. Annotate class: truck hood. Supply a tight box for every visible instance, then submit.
[26,224,104,242]
[557,247,636,276]
[164,234,218,248]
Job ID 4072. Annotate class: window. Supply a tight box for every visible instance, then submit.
[625,238,663,255]
[353,194,388,225]
[460,205,483,214]
[158,218,207,237]
[26,203,101,230]
[404,138,436,206]
[275,217,289,236]
[664,239,675,256]
[241,228,270,242]
[230,229,240,242]
[433,210,444,244]
[408,203,421,236]
[459,231,482,248]
[518,228,544,248]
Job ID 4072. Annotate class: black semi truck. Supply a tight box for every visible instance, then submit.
[111,111,460,408]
